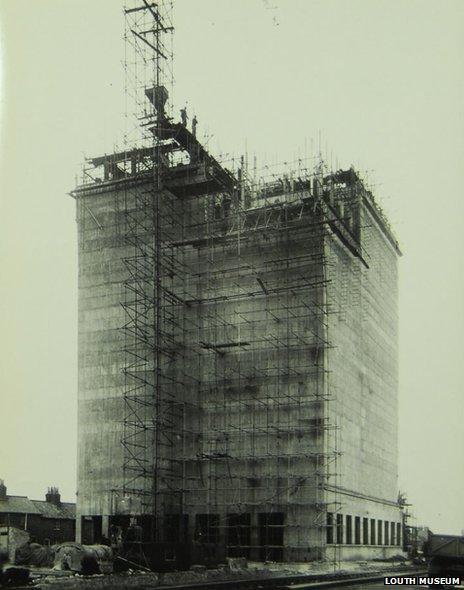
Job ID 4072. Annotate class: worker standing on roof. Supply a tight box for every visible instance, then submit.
[180,106,187,126]
[192,115,198,137]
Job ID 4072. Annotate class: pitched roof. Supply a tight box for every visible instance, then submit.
[31,500,75,520]
[0,496,75,519]
[0,495,41,515]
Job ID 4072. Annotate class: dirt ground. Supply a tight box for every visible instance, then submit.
[29,559,416,589]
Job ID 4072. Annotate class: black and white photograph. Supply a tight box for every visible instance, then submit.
[0,1,463,588]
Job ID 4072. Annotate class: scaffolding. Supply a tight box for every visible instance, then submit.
[119,0,185,545]
[82,152,374,565]
[74,0,399,568]
[180,166,351,563]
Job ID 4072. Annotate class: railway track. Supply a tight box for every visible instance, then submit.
[156,567,427,590]
[7,566,426,590]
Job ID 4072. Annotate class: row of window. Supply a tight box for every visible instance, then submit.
[326,513,402,546]
[195,512,284,560]
[195,512,284,545]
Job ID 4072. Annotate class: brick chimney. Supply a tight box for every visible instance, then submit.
[45,486,61,507]
[0,479,6,500]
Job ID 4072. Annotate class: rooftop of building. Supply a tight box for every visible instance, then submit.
[0,481,75,520]
[71,98,400,256]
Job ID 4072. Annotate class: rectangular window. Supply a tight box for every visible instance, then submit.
[397,523,402,547]
[346,515,352,544]
[384,520,389,545]
[377,520,383,545]
[390,522,395,546]
[370,519,376,545]
[164,514,189,544]
[258,512,284,561]
[195,514,219,544]
[226,513,251,558]
[354,516,361,545]
[326,512,334,544]
[362,518,369,545]
[336,514,343,544]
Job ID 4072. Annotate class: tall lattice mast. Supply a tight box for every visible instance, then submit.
[121,0,176,536]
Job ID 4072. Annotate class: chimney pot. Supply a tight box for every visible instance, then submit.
[45,486,61,507]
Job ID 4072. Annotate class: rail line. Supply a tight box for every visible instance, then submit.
[155,568,428,590]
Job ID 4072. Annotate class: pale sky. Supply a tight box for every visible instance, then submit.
[0,0,463,535]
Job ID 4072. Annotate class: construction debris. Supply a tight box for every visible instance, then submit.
[53,544,113,574]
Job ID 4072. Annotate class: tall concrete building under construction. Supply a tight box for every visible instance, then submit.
[73,1,403,567]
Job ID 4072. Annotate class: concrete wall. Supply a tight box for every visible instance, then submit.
[76,186,131,532]
[75,175,402,561]
[183,205,328,561]
[324,194,402,558]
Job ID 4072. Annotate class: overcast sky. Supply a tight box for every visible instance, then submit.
[1,0,463,535]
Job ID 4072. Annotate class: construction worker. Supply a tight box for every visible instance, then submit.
[123,518,144,564]
[0,548,9,586]
[192,115,198,137]
[180,107,187,126]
